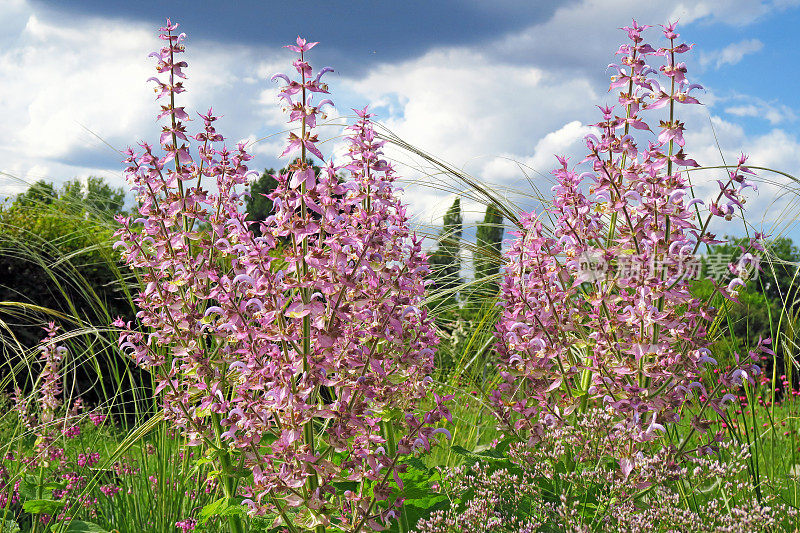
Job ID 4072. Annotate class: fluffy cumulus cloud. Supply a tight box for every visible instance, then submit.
[490,0,677,77]
[669,0,800,26]
[700,38,764,69]
[680,110,800,236]
[329,0,800,241]
[0,14,152,164]
[1,0,798,243]
[0,1,287,195]
[724,99,796,125]
[338,47,600,225]
[481,0,783,78]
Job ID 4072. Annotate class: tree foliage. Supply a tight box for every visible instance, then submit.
[696,236,800,388]
[709,236,800,305]
[14,177,125,218]
[243,168,279,236]
[0,178,137,408]
[428,198,462,301]
[472,202,504,299]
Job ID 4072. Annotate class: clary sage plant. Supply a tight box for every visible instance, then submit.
[114,22,450,533]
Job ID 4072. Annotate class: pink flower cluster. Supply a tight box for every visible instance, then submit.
[176,517,197,532]
[38,322,66,423]
[413,409,797,532]
[114,25,448,529]
[491,21,764,450]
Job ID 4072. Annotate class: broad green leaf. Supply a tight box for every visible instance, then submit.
[402,457,428,472]
[198,497,246,524]
[53,521,110,533]
[198,497,228,523]
[22,499,63,515]
[450,445,507,463]
[18,476,39,500]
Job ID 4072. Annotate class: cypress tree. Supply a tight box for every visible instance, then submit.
[428,198,463,301]
[473,202,504,299]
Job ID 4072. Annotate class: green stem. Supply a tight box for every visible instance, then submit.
[606,47,637,248]
[579,367,592,414]
[647,41,677,389]
[211,412,245,533]
[381,421,408,532]
[296,49,325,533]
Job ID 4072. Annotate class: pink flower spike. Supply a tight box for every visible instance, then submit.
[289,167,316,189]
[285,36,319,53]
[115,28,446,528]
[661,21,679,39]
[159,18,178,32]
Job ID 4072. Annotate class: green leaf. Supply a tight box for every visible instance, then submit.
[450,445,507,463]
[18,476,39,500]
[221,505,246,517]
[402,457,429,472]
[398,484,436,501]
[198,497,246,524]
[331,481,359,493]
[193,456,215,467]
[42,481,68,493]
[199,497,228,522]
[22,499,63,515]
[378,407,404,421]
[52,521,110,533]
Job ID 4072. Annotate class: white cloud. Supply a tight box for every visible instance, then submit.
[700,38,764,69]
[328,1,799,238]
[0,14,153,161]
[338,47,599,223]
[1,0,798,243]
[670,0,800,26]
[679,110,800,237]
[0,3,287,195]
[489,0,680,76]
[724,101,796,125]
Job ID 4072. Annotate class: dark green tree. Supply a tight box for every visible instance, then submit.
[709,236,800,307]
[14,180,56,207]
[697,236,800,392]
[473,202,504,299]
[428,198,463,300]
[245,168,279,236]
[245,159,322,236]
[14,177,125,218]
[84,176,126,216]
[1,177,136,410]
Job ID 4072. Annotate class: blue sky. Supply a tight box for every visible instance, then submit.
[2,0,800,242]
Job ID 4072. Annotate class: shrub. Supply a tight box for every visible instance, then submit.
[0,182,137,410]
